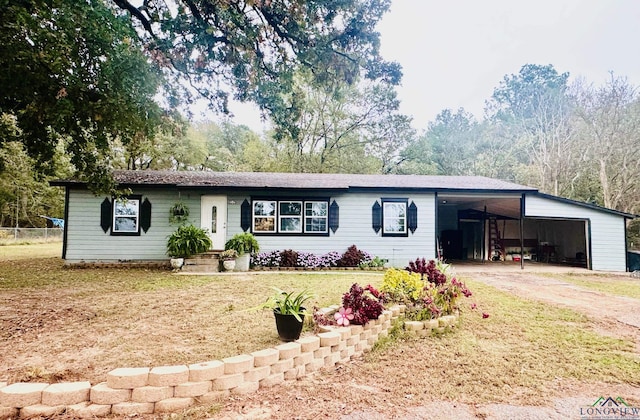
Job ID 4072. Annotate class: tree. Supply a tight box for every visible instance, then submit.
[415,108,483,176]
[1,0,169,193]
[113,0,401,144]
[486,64,578,194]
[0,140,65,228]
[2,0,400,191]
[487,64,570,122]
[572,74,640,214]
[199,121,261,172]
[262,73,411,173]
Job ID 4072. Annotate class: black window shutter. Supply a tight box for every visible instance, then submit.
[372,201,382,233]
[100,198,111,233]
[140,198,152,233]
[240,199,251,232]
[408,201,418,233]
[329,200,339,233]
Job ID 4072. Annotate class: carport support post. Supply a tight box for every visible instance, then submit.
[520,195,525,270]
[482,205,487,263]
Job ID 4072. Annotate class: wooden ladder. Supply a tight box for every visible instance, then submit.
[489,217,503,261]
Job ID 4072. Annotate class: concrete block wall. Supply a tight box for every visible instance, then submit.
[403,314,459,337]
[0,306,406,419]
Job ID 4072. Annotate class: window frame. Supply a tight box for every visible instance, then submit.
[252,200,277,233]
[304,201,329,233]
[251,198,330,236]
[111,195,142,236]
[381,198,408,237]
[278,201,303,233]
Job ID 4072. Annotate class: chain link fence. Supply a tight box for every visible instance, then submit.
[0,227,63,243]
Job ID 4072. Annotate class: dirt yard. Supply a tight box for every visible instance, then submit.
[1,257,639,419]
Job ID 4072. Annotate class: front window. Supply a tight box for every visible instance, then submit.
[252,199,329,235]
[383,200,407,236]
[253,201,276,232]
[305,201,328,233]
[112,197,140,235]
[279,201,302,232]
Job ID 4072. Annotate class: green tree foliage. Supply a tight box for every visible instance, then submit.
[2,0,400,192]
[110,114,193,170]
[403,65,639,220]
[411,109,483,176]
[1,0,168,193]
[0,139,64,227]
[113,0,402,143]
[198,121,261,172]
[572,74,640,214]
[487,64,570,123]
[486,64,576,195]
[264,73,412,173]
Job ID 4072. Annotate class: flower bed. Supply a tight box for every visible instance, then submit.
[251,245,386,270]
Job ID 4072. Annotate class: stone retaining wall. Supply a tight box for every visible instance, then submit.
[1,306,461,419]
[1,305,424,419]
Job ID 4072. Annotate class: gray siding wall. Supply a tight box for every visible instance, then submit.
[65,188,203,262]
[65,187,437,266]
[525,194,627,271]
[228,191,436,267]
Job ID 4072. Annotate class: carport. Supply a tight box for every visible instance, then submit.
[435,192,591,269]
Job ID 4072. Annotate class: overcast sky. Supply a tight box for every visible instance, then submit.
[200,0,640,132]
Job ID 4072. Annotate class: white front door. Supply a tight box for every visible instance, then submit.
[200,195,227,250]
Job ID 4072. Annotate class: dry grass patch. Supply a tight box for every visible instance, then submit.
[2,245,639,418]
[548,273,640,299]
[0,241,61,260]
[0,256,383,384]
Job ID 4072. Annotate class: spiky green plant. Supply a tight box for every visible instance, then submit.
[265,287,313,322]
[166,225,212,258]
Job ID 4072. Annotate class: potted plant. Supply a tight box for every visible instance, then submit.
[220,249,239,271]
[169,201,190,225]
[224,232,260,271]
[264,288,313,341]
[166,225,212,268]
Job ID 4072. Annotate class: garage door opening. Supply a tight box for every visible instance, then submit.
[436,194,590,268]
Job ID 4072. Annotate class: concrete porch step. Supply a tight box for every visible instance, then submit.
[181,263,220,273]
[182,251,221,272]
[192,250,223,259]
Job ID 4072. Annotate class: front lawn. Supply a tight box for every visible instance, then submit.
[0,255,383,384]
[0,246,638,413]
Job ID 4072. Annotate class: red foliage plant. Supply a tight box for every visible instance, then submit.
[341,283,384,325]
[279,249,298,267]
[406,258,447,285]
[337,245,366,267]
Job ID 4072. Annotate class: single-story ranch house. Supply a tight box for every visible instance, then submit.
[52,170,635,271]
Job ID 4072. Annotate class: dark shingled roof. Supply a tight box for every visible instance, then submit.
[89,170,537,192]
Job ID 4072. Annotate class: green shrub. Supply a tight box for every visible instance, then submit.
[225,232,260,255]
[166,225,212,258]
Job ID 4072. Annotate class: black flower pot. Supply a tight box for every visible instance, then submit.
[273,309,305,342]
